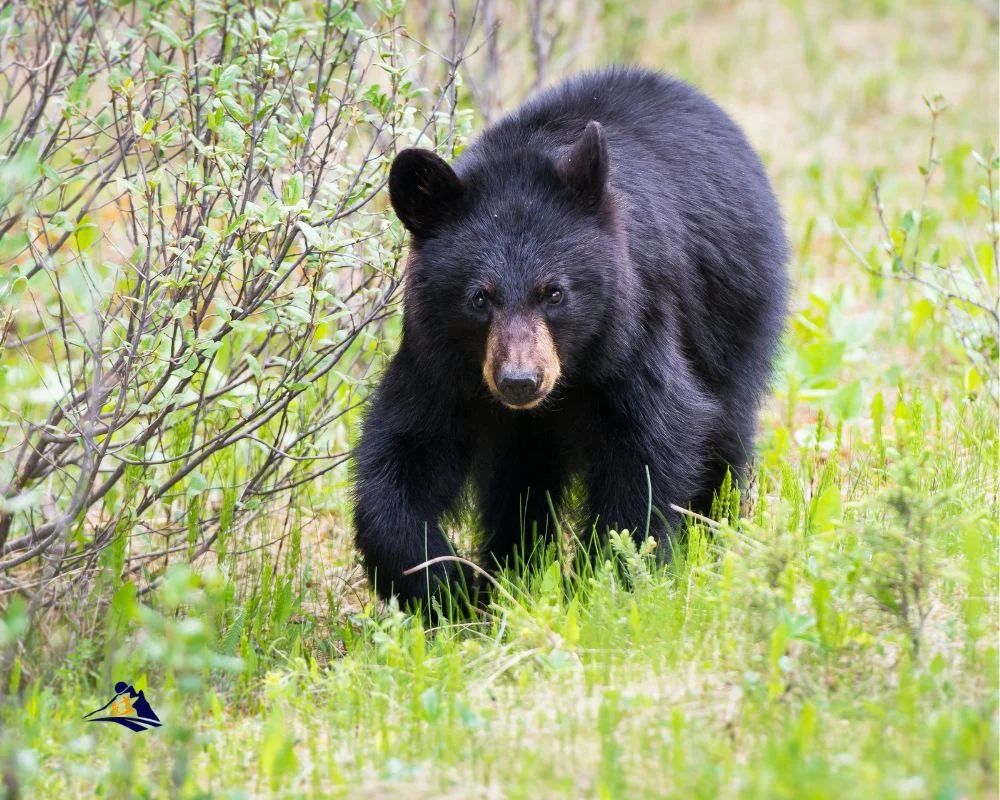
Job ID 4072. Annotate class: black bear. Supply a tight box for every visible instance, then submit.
[353,67,788,608]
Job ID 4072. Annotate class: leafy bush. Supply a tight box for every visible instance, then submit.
[0,1,462,622]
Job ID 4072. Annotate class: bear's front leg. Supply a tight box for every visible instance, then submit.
[586,443,678,553]
[353,352,475,612]
[585,377,715,557]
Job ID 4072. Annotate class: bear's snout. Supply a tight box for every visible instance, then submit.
[483,312,560,410]
[497,368,541,406]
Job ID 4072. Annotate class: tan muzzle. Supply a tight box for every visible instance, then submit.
[483,313,561,409]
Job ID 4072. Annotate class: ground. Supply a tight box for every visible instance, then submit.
[2,0,998,797]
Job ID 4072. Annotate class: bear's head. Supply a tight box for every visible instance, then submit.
[389,121,624,410]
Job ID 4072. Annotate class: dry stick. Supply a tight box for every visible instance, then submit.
[480,0,499,123]
[833,221,998,322]
[910,98,942,267]
[530,0,547,90]
[403,555,523,609]
[668,503,724,531]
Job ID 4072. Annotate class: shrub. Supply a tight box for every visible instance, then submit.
[0,0,464,624]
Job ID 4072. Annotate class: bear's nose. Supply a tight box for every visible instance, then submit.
[497,368,541,406]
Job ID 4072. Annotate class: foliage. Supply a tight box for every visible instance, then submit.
[0,0,469,629]
[838,97,999,405]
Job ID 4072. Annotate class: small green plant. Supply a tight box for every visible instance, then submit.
[856,457,939,658]
[839,97,999,404]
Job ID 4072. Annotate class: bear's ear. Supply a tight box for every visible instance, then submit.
[557,120,608,209]
[389,148,464,238]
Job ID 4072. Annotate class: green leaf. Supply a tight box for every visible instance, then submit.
[284,304,312,324]
[908,298,935,334]
[799,340,845,382]
[187,471,208,498]
[871,390,885,425]
[0,597,29,648]
[223,213,248,237]
[146,48,164,74]
[110,581,139,625]
[831,379,863,420]
[540,560,561,598]
[284,172,303,206]
[68,73,91,104]
[245,353,264,380]
[219,121,246,149]
[40,163,60,184]
[978,184,994,211]
[150,20,183,49]
[220,95,250,125]
[218,64,242,91]
[420,687,440,721]
[74,218,101,252]
[809,485,842,534]
[296,221,320,248]
[268,29,288,57]
[965,366,984,395]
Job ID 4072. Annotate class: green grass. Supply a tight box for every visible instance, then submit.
[2,0,998,797]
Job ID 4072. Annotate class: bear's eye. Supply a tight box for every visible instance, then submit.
[471,290,488,310]
[546,287,564,305]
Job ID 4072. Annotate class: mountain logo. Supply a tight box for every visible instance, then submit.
[84,681,162,733]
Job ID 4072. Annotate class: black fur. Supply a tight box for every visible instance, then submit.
[353,67,789,608]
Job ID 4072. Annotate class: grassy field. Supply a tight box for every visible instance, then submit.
[2,0,998,797]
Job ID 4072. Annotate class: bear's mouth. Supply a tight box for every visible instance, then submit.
[496,385,550,410]
[483,365,557,410]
